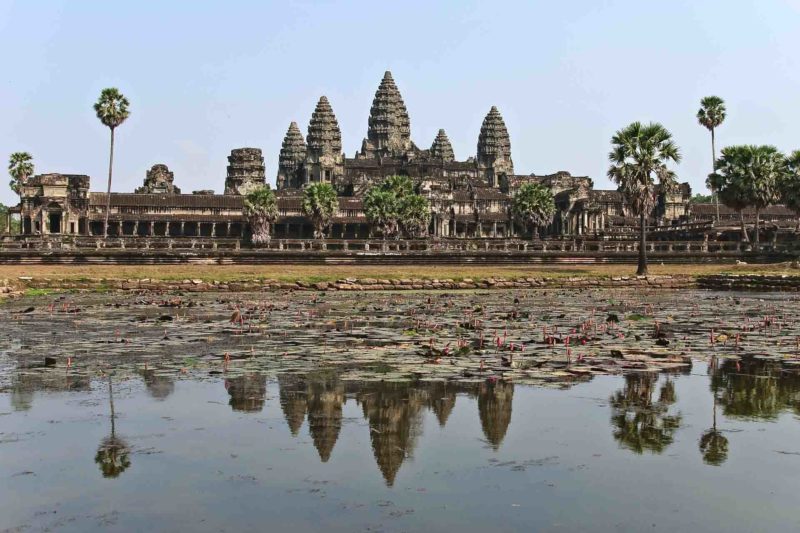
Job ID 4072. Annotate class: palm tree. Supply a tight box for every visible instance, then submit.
[697,96,726,221]
[364,188,400,239]
[709,145,784,248]
[243,185,278,245]
[301,182,338,239]
[8,152,34,218]
[398,194,431,238]
[381,175,414,197]
[700,358,729,466]
[511,182,555,239]
[608,122,681,275]
[780,150,800,232]
[94,375,131,478]
[94,88,130,238]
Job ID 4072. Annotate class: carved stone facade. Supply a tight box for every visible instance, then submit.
[14,71,695,241]
[135,164,180,194]
[224,148,265,196]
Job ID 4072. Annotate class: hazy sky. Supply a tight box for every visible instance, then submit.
[2,0,799,205]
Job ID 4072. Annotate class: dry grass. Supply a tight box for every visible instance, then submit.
[0,262,796,284]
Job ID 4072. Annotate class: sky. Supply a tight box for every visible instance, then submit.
[2,0,799,205]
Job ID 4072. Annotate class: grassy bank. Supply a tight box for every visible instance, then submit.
[0,262,797,285]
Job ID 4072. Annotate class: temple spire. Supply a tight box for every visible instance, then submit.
[277,122,307,190]
[306,96,342,157]
[361,71,413,158]
[477,106,514,186]
[430,129,455,162]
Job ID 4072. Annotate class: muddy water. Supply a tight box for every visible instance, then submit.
[2,290,800,531]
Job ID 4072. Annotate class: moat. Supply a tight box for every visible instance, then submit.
[2,289,800,531]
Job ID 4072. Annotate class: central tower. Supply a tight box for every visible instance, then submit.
[360,71,415,159]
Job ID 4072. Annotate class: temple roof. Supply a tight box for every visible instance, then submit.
[365,71,413,157]
[306,96,342,155]
[89,193,243,209]
[477,106,513,173]
[279,122,307,166]
[429,129,455,162]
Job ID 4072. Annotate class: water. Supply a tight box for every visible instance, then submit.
[3,360,800,532]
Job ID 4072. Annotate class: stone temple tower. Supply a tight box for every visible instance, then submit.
[276,122,307,190]
[360,71,415,159]
[477,106,514,188]
[429,129,455,162]
[225,148,266,195]
[304,96,344,186]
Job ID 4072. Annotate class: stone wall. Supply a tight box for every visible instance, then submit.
[9,274,800,294]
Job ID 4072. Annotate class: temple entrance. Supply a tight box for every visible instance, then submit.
[48,212,62,234]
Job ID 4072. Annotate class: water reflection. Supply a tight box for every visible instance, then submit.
[139,369,175,401]
[10,371,90,411]
[273,375,514,485]
[225,373,268,412]
[710,357,800,420]
[94,376,131,479]
[609,372,682,454]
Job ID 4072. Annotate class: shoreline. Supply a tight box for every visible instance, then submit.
[3,272,800,297]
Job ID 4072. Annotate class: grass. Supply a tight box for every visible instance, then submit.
[0,262,797,285]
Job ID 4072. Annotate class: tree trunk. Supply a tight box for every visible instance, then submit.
[103,128,115,239]
[739,210,750,243]
[753,208,760,249]
[711,128,719,222]
[637,211,648,275]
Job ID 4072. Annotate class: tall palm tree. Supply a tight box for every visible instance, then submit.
[780,150,800,232]
[8,152,34,234]
[608,122,681,275]
[398,194,431,238]
[511,182,556,240]
[709,145,784,248]
[95,375,131,478]
[697,96,726,221]
[94,88,130,238]
[301,182,338,239]
[243,185,278,245]
[364,188,400,239]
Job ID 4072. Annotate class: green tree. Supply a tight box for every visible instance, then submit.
[709,145,784,247]
[94,88,130,238]
[8,152,34,207]
[301,182,338,239]
[398,194,431,238]
[243,185,278,245]
[511,182,555,239]
[95,376,131,478]
[609,373,682,455]
[364,188,400,239]
[608,122,681,275]
[689,193,713,204]
[364,175,430,239]
[780,150,800,232]
[697,96,726,221]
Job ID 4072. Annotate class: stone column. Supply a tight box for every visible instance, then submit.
[211,223,217,237]
[149,221,154,236]
[5,212,10,234]
[133,221,139,237]
[492,221,498,238]
[181,221,185,237]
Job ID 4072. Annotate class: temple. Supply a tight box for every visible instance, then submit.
[18,70,792,243]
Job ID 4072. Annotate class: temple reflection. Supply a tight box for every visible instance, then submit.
[225,373,267,413]
[273,375,515,486]
[306,372,344,462]
[9,370,90,411]
[140,368,175,401]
